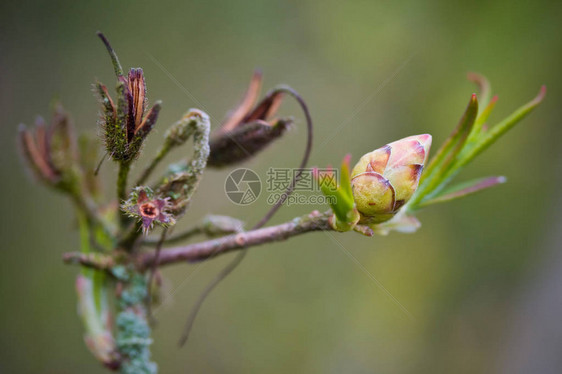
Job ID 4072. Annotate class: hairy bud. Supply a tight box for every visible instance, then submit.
[164,109,210,147]
[97,34,161,163]
[201,215,245,236]
[154,112,211,216]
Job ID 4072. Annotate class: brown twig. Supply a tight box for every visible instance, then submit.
[143,226,202,245]
[62,252,116,270]
[62,211,333,272]
[139,211,331,270]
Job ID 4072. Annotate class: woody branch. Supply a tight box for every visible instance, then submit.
[62,210,332,271]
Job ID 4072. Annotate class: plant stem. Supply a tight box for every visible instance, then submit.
[144,226,202,245]
[118,221,143,250]
[63,252,116,270]
[117,162,131,203]
[117,162,130,202]
[135,143,171,186]
[117,161,131,226]
[62,211,333,271]
[70,191,115,239]
[143,214,245,246]
[146,228,167,323]
[177,85,317,347]
[139,210,332,269]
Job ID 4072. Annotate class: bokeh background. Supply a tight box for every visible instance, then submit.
[1,1,561,373]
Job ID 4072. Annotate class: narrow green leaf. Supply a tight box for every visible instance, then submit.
[421,85,545,205]
[467,72,491,110]
[467,95,498,145]
[340,154,353,199]
[421,94,478,184]
[314,165,355,226]
[320,182,352,222]
[410,94,478,208]
[419,176,506,207]
[456,85,546,171]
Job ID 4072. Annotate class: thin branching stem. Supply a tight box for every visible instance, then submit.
[144,226,202,245]
[135,143,171,186]
[62,211,332,271]
[142,211,331,268]
[62,251,115,270]
[135,110,210,187]
[70,188,115,240]
[147,228,167,323]
[117,161,131,226]
[143,215,244,246]
[178,85,314,346]
[177,248,246,346]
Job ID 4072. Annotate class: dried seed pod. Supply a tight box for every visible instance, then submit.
[78,135,103,199]
[208,118,291,167]
[97,34,161,163]
[18,104,78,191]
[207,70,290,167]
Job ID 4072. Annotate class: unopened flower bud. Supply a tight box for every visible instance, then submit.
[164,109,210,147]
[155,171,193,216]
[154,108,211,216]
[351,134,431,223]
[201,215,245,236]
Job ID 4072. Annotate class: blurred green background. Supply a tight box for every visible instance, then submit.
[1,0,561,373]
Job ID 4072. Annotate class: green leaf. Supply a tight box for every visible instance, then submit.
[456,85,546,168]
[410,94,478,208]
[317,172,351,222]
[418,176,506,207]
[314,155,359,231]
[412,85,545,210]
[466,95,498,145]
[340,154,353,199]
[467,72,492,110]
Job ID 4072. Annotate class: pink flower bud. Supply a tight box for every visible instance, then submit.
[351,134,431,223]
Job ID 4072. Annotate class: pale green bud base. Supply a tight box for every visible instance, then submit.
[328,208,360,232]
